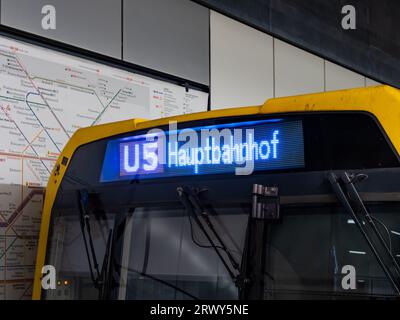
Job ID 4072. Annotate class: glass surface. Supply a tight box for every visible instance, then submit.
[44,210,115,299]
[44,201,400,300]
[44,204,248,300]
[117,206,248,300]
[264,204,400,299]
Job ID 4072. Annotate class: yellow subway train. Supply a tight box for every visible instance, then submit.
[33,85,400,300]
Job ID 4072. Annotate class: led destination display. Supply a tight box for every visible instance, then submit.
[100,119,305,182]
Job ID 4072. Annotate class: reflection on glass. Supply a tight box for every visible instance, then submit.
[264,205,400,299]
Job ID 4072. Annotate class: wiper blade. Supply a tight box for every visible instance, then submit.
[328,172,400,295]
[78,189,101,287]
[116,265,199,300]
[340,172,400,277]
[99,229,113,299]
[176,186,240,283]
[77,189,113,298]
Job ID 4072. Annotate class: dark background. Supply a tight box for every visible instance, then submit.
[192,0,400,89]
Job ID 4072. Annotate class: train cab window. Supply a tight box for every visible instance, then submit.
[264,204,400,299]
[114,206,248,300]
[44,210,115,300]
[44,203,249,300]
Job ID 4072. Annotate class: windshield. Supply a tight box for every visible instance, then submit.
[43,209,114,299]
[44,203,248,300]
[263,203,400,299]
[117,206,247,299]
[43,187,400,300]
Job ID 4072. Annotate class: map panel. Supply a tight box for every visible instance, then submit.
[0,35,208,299]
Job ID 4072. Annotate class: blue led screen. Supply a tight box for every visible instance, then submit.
[100,119,304,182]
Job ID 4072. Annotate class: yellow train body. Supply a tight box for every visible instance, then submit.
[33,85,400,299]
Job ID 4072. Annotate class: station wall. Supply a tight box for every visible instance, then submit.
[1,0,210,85]
[0,0,380,106]
[210,11,380,109]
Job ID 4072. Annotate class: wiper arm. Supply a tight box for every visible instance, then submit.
[77,189,113,298]
[328,172,400,295]
[78,189,101,286]
[99,229,113,299]
[176,186,240,283]
[115,265,199,300]
[340,173,400,277]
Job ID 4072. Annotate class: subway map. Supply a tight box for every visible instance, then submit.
[0,35,208,299]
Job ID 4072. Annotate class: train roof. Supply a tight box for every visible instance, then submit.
[65,85,400,154]
[77,84,399,133]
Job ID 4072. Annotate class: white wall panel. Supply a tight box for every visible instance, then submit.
[124,0,210,85]
[210,11,372,110]
[274,39,324,97]
[1,0,122,58]
[366,78,381,86]
[210,11,273,109]
[325,61,365,91]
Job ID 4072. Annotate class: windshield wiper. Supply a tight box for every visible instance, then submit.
[328,172,400,295]
[115,265,199,300]
[99,229,113,299]
[77,189,113,299]
[176,186,240,283]
[177,184,280,300]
